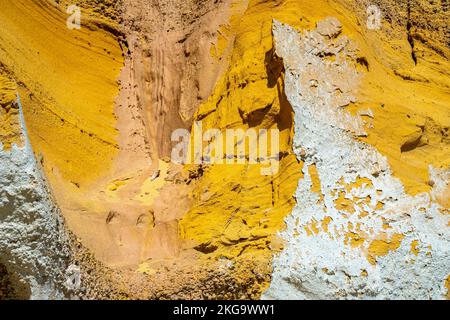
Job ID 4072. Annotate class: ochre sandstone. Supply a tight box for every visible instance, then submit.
[0,0,448,299]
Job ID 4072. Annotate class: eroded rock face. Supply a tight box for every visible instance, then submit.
[0,97,72,299]
[120,0,233,161]
[0,0,448,300]
[263,19,449,300]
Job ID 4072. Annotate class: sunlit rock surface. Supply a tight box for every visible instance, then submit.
[0,0,448,299]
[264,19,449,300]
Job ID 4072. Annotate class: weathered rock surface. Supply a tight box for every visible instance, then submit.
[263,19,449,300]
[0,0,448,300]
[0,97,72,299]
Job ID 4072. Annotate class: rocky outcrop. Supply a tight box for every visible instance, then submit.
[0,0,448,300]
[119,0,234,162]
[0,95,72,299]
[263,18,449,300]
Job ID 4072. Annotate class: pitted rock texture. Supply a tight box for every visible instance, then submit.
[263,19,449,300]
[0,98,72,299]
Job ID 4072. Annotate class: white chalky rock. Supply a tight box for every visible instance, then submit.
[0,97,73,299]
[263,19,449,300]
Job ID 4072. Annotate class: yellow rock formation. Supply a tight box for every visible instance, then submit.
[0,0,123,185]
[0,0,448,300]
[181,0,319,264]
